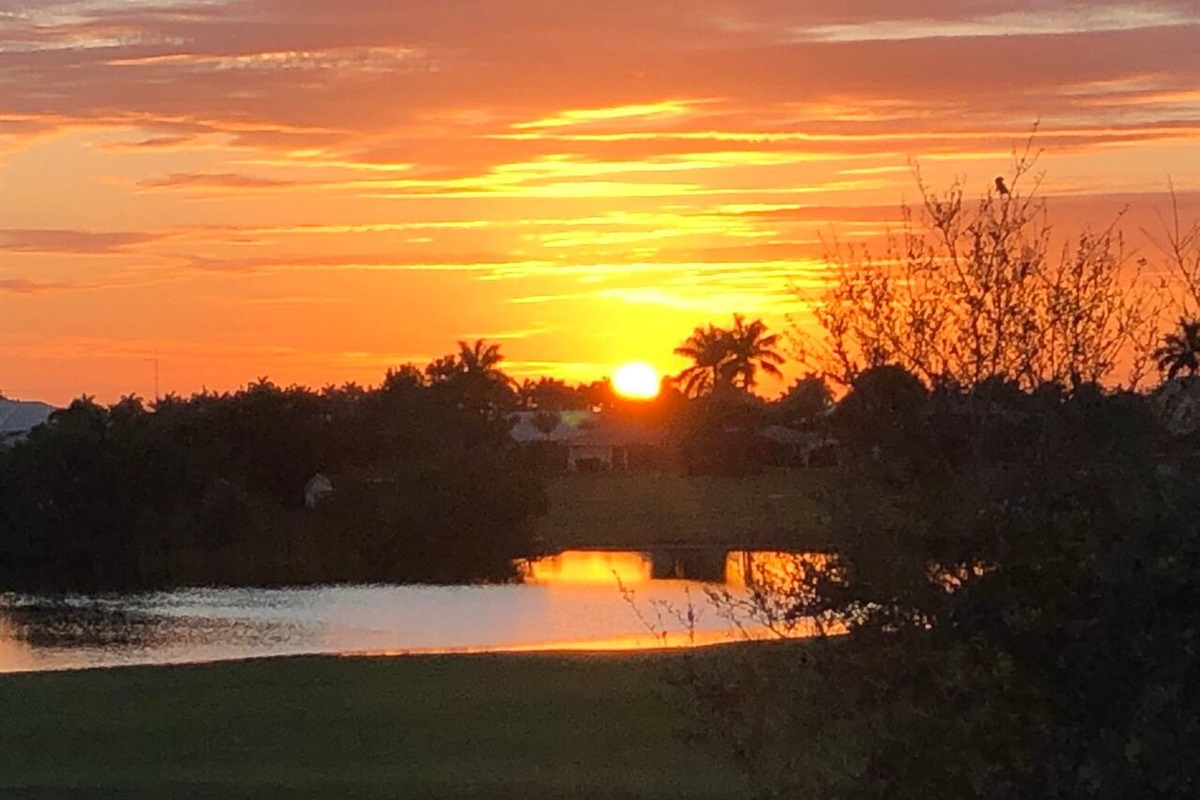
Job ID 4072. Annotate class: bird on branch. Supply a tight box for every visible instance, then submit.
[995,176,1010,196]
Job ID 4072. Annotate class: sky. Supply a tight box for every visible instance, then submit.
[1,0,1198,404]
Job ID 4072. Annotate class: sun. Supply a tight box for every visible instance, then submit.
[611,362,660,400]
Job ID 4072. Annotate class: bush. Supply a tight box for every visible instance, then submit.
[684,377,1200,799]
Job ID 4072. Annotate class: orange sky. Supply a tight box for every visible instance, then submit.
[1,1,1198,404]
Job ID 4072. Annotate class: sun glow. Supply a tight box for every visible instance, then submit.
[520,550,652,584]
[612,362,661,399]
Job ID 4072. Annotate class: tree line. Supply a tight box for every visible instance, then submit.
[0,330,827,591]
[0,343,548,591]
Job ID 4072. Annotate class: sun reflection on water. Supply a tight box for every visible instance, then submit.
[724,550,829,591]
[519,549,653,585]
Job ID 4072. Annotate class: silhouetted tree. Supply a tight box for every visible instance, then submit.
[678,153,1200,798]
[804,136,1157,389]
[726,314,786,391]
[774,373,833,427]
[426,339,516,418]
[382,363,426,392]
[456,339,505,376]
[1154,318,1200,379]
[517,377,587,411]
[675,324,733,398]
[833,365,929,458]
[688,384,1200,799]
[0,346,545,591]
[675,316,784,397]
[577,378,618,412]
[1147,184,1200,319]
[532,410,560,438]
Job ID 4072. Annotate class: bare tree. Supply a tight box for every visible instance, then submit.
[1145,182,1200,320]
[803,134,1158,390]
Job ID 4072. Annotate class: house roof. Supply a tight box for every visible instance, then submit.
[569,419,665,447]
[509,409,598,444]
[0,398,56,441]
[759,424,836,445]
[510,409,668,447]
[757,424,813,445]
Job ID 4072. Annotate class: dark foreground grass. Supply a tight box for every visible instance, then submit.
[0,651,749,800]
[538,469,835,550]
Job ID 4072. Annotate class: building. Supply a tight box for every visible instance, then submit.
[0,398,56,448]
[509,410,667,472]
[304,473,334,508]
[565,418,667,472]
[757,425,839,467]
[508,409,598,445]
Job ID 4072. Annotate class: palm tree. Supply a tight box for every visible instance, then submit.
[674,315,786,397]
[424,339,516,413]
[517,377,579,411]
[459,338,506,374]
[674,324,732,397]
[725,314,785,391]
[1154,318,1200,380]
[424,340,505,382]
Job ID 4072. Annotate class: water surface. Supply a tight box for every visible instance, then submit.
[1,550,816,673]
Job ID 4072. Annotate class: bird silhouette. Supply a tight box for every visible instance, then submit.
[995,176,1010,196]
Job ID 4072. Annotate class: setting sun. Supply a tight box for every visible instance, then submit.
[612,362,661,399]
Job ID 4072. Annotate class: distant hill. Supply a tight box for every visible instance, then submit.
[0,398,57,446]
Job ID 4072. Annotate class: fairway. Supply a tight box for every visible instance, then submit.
[537,470,835,550]
[0,652,749,800]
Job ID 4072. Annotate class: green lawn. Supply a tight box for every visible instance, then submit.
[536,469,835,550]
[0,652,749,800]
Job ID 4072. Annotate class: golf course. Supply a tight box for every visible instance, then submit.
[1,650,750,799]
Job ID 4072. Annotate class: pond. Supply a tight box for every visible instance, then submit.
[0,549,823,673]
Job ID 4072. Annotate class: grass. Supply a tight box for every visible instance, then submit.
[0,470,837,798]
[536,469,835,550]
[0,651,750,800]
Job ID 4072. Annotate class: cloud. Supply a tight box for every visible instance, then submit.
[137,171,298,190]
[0,228,163,254]
[0,277,77,294]
[96,134,201,151]
[792,3,1192,42]
[0,1,1193,160]
[2,1,1198,403]
[458,326,551,341]
[180,251,527,274]
[197,293,346,306]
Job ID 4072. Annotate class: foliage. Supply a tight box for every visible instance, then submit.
[0,342,543,591]
[695,161,1200,796]
[425,339,518,419]
[672,393,771,477]
[675,324,736,398]
[517,376,590,411]
[1154,317,1200,380]
[675,315,784,398]
[772,373,833,428]
[725,315,786,391]
[685,374,1200,799]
